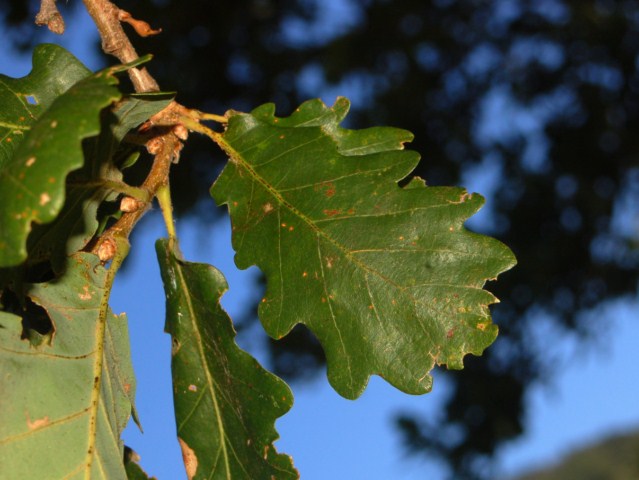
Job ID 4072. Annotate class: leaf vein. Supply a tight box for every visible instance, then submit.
[316,235,352,389]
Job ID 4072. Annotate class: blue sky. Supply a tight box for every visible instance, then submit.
[2,6,639,479]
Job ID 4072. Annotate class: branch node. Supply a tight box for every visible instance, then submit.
[35,0,65,35]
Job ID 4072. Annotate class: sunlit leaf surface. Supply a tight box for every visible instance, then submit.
[211,98,516,399]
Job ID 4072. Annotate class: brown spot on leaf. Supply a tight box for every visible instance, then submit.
[26,157,36,167]
[188,384,197,392]
[78,285,92,300]
[178,438,198,479]
[39,193,51,206]
[314,181,336,197]
[26,414,50,431]
[447,191,473,204]
[323,209,341,217]
[262,202,273,214]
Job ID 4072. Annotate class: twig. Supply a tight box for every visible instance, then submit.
[81,0,159,92]
[35,0,65,34]
[80,0,188,258]
[92,128,181,259]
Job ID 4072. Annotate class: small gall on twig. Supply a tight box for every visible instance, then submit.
[118,9,162,37]
[146,136,164,155]
[97,238,117,263]
[120,196,144,213]
[35,0,65,34]
[173,124,189,141]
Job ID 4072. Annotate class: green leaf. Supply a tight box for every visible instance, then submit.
[0,253,136,479]
[211,97,517,399]
[156,238,298,480]
[0,45,123,267]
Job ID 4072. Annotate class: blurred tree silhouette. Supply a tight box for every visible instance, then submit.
[2,1,638,478]
[513,429,639,480]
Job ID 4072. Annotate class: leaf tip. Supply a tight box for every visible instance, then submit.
[332,96,351,119]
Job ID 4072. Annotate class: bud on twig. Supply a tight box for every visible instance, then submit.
[120,196,144,213]
[97,238,117,263]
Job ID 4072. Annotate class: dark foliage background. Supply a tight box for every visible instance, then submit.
[2,1,638,478]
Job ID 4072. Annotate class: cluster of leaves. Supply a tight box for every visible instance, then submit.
[0,42,514,478]
[73,1,637,476]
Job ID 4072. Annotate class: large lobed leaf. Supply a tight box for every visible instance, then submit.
[0,44,123,267]
[0,253,136,479]
[211,98,517,399]
[156,239,298,480]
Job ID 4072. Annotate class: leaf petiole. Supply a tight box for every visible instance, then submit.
[178,115,223,143]
[156,183,177,248]
[191,110,228,124]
